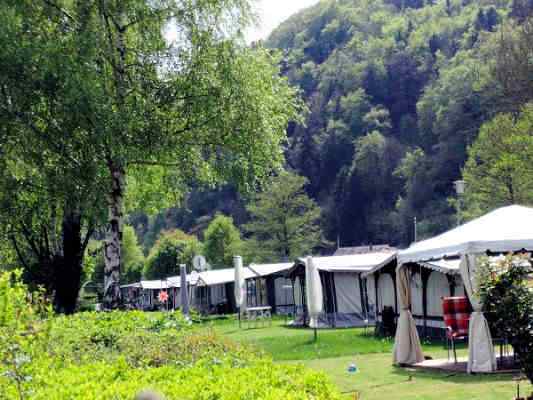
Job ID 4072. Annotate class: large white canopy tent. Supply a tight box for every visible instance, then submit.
[394,205,533,372]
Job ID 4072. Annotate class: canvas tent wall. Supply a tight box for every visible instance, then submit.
[364,257,467,336]
[247,262,294,314]
[288,252,397,328]
[194,268,239,314]
[404,259,464,337]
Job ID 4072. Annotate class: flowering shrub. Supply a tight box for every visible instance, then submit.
[0,272,341,400]
[478,254,533,384]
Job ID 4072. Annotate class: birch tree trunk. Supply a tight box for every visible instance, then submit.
[103,164,125,309]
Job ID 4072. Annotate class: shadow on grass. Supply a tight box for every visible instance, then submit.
[391,364,523,385]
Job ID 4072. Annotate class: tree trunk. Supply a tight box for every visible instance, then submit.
[103,163,125,309]
[53,209,84,314]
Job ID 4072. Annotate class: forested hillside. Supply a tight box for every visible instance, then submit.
[128,0,532,258]
[265,0,531,246]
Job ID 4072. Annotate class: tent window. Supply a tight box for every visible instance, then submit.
[377,274,395,311]
[410,272,423,317]
[334,272,361,314]
[426,271,451,317]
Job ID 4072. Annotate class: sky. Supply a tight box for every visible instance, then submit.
[245,0,320,43]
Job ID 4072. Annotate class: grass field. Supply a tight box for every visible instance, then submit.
[206,317,532,400]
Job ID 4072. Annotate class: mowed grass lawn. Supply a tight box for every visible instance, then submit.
[205,317,532,400]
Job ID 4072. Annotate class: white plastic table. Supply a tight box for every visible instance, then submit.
[243,306,272,328]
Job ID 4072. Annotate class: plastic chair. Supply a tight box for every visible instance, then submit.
[442,296,471,363]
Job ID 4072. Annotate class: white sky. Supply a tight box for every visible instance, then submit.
[246,0,320,42]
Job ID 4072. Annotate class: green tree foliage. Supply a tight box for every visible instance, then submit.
[493,17,533,111]
[478,255,533,384]
[264,0,521,246]
[0,1,302,308]
[244,172,322,261]
[144,230,202,280]
[122,226,144,283]
[463,104,533,218]
[203,214,243,269]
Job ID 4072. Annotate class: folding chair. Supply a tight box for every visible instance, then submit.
[442,296,471,363]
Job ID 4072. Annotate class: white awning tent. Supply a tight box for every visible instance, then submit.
[289,252,397,327]
[398,205,533,264]
[393,205,533,373]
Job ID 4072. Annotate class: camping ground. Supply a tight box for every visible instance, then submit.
[208,317,532,400]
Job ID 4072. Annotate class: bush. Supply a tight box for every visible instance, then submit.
[0,271,342,400]
[478,254,533,384]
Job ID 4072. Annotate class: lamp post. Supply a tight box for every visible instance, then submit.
[454,180,466,226]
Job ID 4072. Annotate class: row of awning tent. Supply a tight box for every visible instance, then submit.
[120,262,294,314]
[120,204,533,373]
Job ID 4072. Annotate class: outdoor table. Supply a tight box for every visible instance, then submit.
[243,306,272,329]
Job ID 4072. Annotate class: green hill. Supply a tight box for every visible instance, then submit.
[266,0,528,246]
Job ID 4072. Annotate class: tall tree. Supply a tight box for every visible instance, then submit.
[203,214,242,269]
[493,17,533,111]
[144,230,201,280]
[0,1,301,308]
[244,172,322,260]
[463,104,533,218]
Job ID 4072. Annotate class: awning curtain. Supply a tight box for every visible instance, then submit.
[393,265,424,365]
[460,254,496,373]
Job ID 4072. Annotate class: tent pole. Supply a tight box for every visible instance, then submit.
[314,327,317,342]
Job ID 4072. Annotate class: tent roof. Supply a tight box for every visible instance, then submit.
[248,262,293,277]
[140,280,169,290]
[293,252,396,274]
[398,205,533,264]
[419,258,461,275]
[166,274,200,288]
[196,267,257,286]
[120,282,141,289]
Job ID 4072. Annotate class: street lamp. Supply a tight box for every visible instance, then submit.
[454,180,466,195]
[454,180,466,225]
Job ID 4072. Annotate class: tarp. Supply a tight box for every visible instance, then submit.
[398,205,533,264]
[393,266,424,365]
